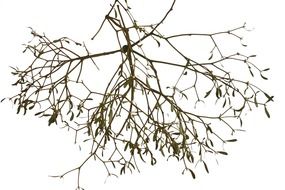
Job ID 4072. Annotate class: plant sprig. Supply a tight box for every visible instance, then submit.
[6,0,273,189]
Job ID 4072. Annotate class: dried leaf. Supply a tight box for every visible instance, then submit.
[264,106,270,118]
[203,161,209,173]
[204,90,212,98]
[208,53,213,60]
[217,151,228,155]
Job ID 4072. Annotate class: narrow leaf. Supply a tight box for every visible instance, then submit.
[70,112,74,121]
[254,95,258,107]
[226,139,237,142]
[217,151,228,155]
[203,161,209,173]
[204,90,212,98]
[264,106,270,118]
[208,53,213,60]
[35,111,44,116]
[260,74,268,80]
[189,169,196,179]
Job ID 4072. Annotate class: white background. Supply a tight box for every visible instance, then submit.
[0,0,284,189]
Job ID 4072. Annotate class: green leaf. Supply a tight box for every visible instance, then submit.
[264,106,270,118]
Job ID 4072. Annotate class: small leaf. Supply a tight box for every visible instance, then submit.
[264,93,274,102]
[209,139,214,147]
[217,151,228,155]
[155,39,160,47]
[16,106,21,114]
[216,88,222,98]
[13,98,18,104]
[124,142,129,151]
[234,104,245,112]
[108,109,113,121]
[260,74,268,80]
[0,98,5,103]
[222,99,227,108]
[114,9,118,18]
[249,69,254,77]
[208,53,213,60]
[203,161,209,173]
[254,95,258,107]
[111,161,116,168]
[204,90,212,98]
[160,147,165,157]
[29,105,35,110]
[70,112,74,121]
[264,106,270,118]
[120,166,125,175]
[226,139,237,142]
[183,71,188,75]
[75,42,82,46]
[189,169,196,179]
[262,68,270,72]
[35,111,44,116]
[151,156,157,165]
[48,111,58,126]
